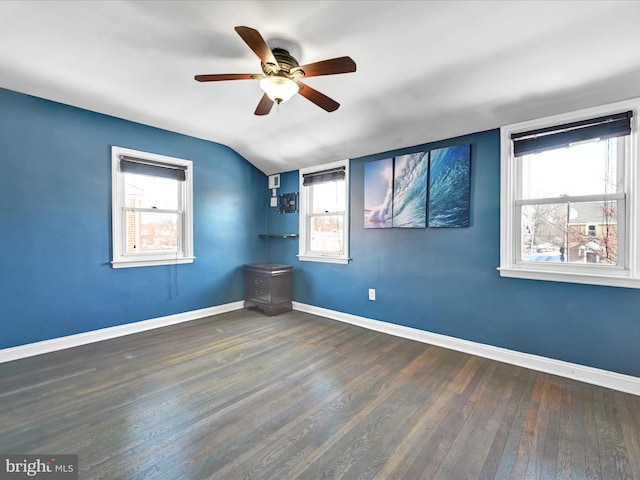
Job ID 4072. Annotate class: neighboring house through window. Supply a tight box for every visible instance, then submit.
[111,146,194,268]
[499,98,639,288]
[298,160,350,264]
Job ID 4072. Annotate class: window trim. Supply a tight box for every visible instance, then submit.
[298,159,350,264]
[111,146,194,269]
[499,97,640,288]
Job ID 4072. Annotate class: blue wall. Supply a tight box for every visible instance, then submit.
[0,88,266,349]
[3,86,639,379]
[267,130,640,378]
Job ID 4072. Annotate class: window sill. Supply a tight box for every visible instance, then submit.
[112,256,195,269]
[498,266,640,289]
[297,254,349,265]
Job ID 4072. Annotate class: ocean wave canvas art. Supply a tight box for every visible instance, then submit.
[364,157,393,228]
[428,144,471,228]
[392,152,428,228]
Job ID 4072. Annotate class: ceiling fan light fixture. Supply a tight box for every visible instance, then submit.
[195,26,356,114]
[259,76,299,104]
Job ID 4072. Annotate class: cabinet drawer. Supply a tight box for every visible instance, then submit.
[245,273,271,303]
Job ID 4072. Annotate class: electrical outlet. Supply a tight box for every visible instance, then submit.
[270,197,278,207]
[368,288,376,301]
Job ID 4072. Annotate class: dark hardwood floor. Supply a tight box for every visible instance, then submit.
[1,309,639,479]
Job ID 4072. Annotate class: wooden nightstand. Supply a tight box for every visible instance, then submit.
[244,264,293,316]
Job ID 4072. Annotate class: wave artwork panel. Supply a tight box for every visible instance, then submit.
[364,157,393,228]
[428,144,471,228]
[392,151,428,228]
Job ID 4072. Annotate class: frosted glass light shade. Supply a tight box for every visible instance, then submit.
[259,76,299,104]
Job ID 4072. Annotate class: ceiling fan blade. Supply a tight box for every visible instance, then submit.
[195,73,262,82]
[234,26,279,69]
[296,57,356,78]
[297,81,340,112]
[254,93,274,116]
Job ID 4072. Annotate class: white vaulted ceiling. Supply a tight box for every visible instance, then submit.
[1,1,640,174]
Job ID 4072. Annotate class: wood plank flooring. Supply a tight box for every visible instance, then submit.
[1,309,640,479]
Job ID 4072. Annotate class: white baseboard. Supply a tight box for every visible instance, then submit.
[292,302,640,396]
[0,301,245,364]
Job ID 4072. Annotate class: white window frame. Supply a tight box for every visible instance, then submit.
[111,146,194,268]
[298,159,350,264]
[499,97,640,288]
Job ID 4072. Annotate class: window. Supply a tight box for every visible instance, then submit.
[298,160,350,264]
[111,146,194,268]
[499,98,640,288]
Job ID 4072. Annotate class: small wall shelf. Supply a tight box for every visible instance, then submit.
[259,234,299,239]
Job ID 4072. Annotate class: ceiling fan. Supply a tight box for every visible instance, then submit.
[195,26,356,116]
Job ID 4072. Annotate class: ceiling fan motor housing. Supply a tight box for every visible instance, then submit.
[262,48,305,79]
